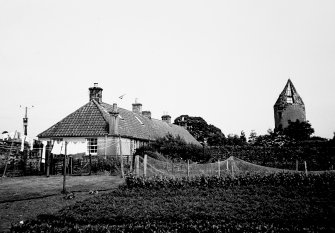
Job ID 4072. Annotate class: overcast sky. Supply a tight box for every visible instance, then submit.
[1,0,335,139]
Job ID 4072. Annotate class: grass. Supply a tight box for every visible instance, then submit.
[0,175,124,232]
[0,174,123,202]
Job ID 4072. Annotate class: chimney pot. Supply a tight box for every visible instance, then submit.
[162,115,171,124]
[142,111,151,119]
[89,83,103,103]
[112,103,118,114]
[132,102,142,114]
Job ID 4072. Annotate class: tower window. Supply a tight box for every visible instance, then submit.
[287,97,293,103]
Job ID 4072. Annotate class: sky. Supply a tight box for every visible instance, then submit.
[0,0,335,139]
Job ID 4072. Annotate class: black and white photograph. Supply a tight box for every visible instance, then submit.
[1,1,335,232]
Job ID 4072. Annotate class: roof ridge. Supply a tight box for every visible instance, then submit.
[92,99,110,124]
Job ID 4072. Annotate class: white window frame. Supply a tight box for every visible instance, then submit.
[87,138,98,155]
[287,97,293,104]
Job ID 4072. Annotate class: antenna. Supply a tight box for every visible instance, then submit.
[20,105,34,136]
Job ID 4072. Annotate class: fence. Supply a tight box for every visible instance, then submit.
[0,139,133,177]
[132,154,313,178]
[1,138,327,178]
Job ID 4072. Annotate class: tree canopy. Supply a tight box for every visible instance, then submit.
[282,120,315,141]
[174,115,226,146]
[135,134,206,162]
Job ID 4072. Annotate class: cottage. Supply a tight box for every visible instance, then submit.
[37,83,199,158]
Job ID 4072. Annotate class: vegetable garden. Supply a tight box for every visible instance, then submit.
[11,171,335,232]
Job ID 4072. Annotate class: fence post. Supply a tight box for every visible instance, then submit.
[89,151,92,176]
[62,141,68,194]
[231,159,234,178]
[118,135,124,178]
[218,159,220,177]
[46,142,51,177]
[135,155,139,177]
[187,160,190,177]
[143,154,147,177]
[69,157,71,175]
[296,159,299,171]
[129,155,133,172]
[226,159,229,171]
[304,161,308,175]
[104,134,107,160]
[70,157,73,175]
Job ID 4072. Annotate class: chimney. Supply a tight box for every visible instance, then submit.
[132,99,142,114]
[89,83,103,103]
[180,116,188,129]
[162,115,171,124]
[109,103,119,135]
[142,111,151,119]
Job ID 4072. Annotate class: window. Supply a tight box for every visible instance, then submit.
[286,83,293,103]
[287,97,293,104]
[87,138,98,155]
[286,86,292,96]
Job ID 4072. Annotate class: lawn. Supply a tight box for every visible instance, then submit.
[0,175,124,232]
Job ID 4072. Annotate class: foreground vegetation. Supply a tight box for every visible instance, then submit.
[0,175,123,232]
[12,172,335,232]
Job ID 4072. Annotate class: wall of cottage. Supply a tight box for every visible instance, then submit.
[39,136,146,157]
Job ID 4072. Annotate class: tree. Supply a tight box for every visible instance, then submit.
[240,131,247,144]
[248,130,257,145]
[174,115,226,146]
[283,120,314,141]
[135,134,205,162]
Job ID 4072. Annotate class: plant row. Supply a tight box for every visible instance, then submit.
[123,171,335,190]
[12,219,329,233]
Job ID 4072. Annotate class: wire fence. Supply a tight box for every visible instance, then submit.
[134,155,305,178]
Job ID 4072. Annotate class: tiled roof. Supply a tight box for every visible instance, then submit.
[101,102,200,145]
[37,101,108,138]
[38,100,200,145]
[274,79,304,106]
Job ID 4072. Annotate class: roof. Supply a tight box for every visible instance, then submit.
[274,79,304,107]
[37,100,200,145]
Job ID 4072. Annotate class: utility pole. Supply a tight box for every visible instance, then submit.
[20,105,34,136]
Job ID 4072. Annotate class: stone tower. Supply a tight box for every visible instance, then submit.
[274,79,306,129]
